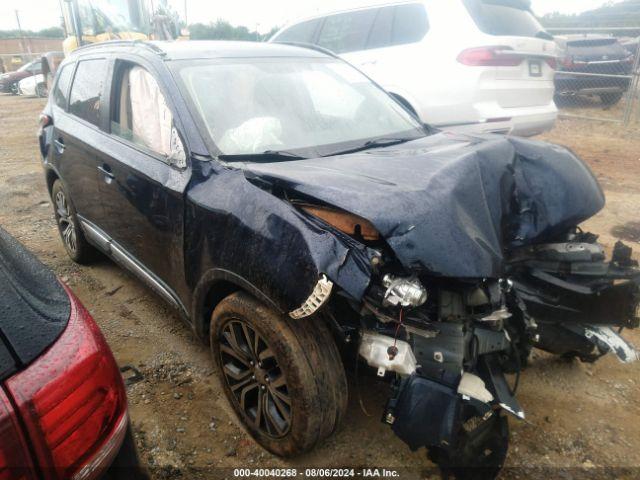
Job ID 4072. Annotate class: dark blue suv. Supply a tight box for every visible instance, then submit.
[38,40,640,478]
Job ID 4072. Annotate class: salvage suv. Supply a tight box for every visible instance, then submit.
[38,40,640,478]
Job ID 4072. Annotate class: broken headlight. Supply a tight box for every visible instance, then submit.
[299,204,380,241]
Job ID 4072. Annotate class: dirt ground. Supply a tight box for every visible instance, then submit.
[1,94,639,480]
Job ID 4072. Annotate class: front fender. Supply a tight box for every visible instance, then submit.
[185,163,374,318]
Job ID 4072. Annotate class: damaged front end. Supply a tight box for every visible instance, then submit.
[322,233,639,476]
[231,132,640,478]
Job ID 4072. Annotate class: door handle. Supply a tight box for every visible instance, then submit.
[98,165,115,181]
[54,138,65,154]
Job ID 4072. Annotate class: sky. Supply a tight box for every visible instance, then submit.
[0,0,626,33]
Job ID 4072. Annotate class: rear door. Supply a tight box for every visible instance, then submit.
[95,57,191,304]
[51,57,109,226]
[462,0,557,108]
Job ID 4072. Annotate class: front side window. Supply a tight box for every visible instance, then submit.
[111,65,175,159]
[69,58,108,127]
[53,64,74,109]
[317,10,377,54]
[175,58,424,158]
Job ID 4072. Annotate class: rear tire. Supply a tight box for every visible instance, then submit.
[210,291,347,457]
[600,92,624,106]
[51,179,96,264]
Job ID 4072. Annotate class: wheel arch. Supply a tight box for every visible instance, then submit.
[45,168,60,196]
[192,268,284,343]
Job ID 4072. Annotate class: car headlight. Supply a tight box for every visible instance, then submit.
[299,204,380,241]
[382,274,428,308]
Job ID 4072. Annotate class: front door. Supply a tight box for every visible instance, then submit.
[96,61,191,305]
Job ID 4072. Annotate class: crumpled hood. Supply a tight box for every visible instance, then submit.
[242,133,605,278]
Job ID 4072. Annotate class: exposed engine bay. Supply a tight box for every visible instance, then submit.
[324,241,637,475]
[314,231,639,477]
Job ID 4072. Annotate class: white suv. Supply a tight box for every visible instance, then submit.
[270,0,558,136]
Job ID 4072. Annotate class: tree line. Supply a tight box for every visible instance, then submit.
[540,0,640,28]
[0,20,278,41]
[0,27,64,39]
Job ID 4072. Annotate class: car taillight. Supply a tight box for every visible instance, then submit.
[5,285,128,480]
[0,390,37,480]
[546,57,557,70]
[457,46,523,66]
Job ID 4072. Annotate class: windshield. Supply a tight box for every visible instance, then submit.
[174,57,424,158]
[75,0,147,35]
[17,61,35,72]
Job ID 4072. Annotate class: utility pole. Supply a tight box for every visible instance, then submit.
[57,0,67,37]
[15,10,32,54]
[184,0,188,26]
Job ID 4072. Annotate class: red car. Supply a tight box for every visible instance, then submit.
[0,227,145,480]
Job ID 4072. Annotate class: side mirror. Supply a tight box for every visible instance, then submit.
[167,126,186,168]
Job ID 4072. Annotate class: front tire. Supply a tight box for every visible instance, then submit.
[51,179,96,264]
[210,292,347,457]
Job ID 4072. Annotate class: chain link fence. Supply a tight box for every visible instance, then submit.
[548,27,640,128]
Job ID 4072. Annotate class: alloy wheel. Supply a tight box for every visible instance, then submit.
[55,190,77,254]
[218,319,292,438]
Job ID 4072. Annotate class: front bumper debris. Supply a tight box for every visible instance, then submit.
[583,325,639,363]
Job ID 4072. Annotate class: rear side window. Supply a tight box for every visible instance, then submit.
[53,64,74,109]
[69,59,108,127]
[317,9,377,54]
[363,4,429,51]
[463,0,547,38]
[367,7,394,49]
[392,4,429,45]
[275,19,321,44]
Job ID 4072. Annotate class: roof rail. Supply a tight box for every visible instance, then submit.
[271,41,339,59]
[71,39,166,56]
